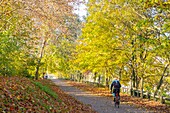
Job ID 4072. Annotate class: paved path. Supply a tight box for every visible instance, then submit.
[52,79,154,113]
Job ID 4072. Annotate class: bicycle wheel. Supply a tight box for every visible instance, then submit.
[114,96,119,108]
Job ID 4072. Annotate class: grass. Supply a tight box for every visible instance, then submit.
[33,81,58,100]
[165,100,170,105]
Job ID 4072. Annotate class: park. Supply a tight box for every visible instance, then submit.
[0,0,170,112]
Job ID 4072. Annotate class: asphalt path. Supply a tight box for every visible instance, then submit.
[52,79,154,113]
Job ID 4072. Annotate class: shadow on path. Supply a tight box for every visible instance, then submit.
[52,79,154,113]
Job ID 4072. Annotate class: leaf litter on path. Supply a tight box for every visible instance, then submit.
[65,80,170,113]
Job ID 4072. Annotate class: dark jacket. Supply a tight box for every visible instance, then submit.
[110,80,121,91]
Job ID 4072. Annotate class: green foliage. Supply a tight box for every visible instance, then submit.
[0,0,80,79]
[0,0,37,77]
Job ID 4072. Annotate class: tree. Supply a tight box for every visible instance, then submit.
[75,0,170,97]
[0,0,82,79]
[0,0,35,76]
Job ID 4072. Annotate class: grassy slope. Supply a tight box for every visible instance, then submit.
[0,76,96,113]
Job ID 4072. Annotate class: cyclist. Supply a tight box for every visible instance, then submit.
[110,77,121,101]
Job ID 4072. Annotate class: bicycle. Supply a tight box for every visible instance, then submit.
[112,89,120,108]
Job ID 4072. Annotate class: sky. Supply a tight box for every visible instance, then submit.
[73,0,88,20]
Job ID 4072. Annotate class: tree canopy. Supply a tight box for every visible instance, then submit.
[0,0,81,79]
[71,0,170,95]
[0,0,170,96]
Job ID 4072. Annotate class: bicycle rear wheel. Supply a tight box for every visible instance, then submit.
[114,95,120,108]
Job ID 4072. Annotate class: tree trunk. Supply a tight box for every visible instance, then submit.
[105,69,109,89]
[141,76,144,98]
[130,75,133,96]
[35,60,40,80]
[35,39,47,80]
[131,39,136,88]
[154,64,169,98]
[119,66,123,81]
[130,66,136,96]
[97,75,101,87]
[131,70,136,93]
